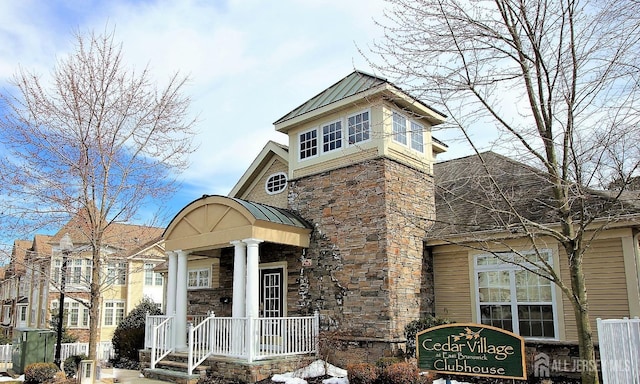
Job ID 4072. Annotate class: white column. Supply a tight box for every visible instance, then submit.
[166,251,177,317]
[231,241,247,318]
[175,249,189,351]
[244,239,263,318]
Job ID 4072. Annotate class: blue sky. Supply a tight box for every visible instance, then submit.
[0,0,473,232]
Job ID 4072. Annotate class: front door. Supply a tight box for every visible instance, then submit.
[260,267,284,318]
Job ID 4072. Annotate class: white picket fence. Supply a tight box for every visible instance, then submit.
[0,342,114,367]
[597,317,640,384]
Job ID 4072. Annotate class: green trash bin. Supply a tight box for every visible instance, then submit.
[11,329,56,374]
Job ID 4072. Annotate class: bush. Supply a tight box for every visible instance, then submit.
[379,362,420,384]
[24,362,59,384]
[111,297,162,368]
[63,354,87,378]
[346,362,378,384]
[404,315,453,357]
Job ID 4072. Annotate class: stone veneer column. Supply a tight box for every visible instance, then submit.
[175,249,189,351]
[244,239,263,318]
[166,251,177,316]
[231,240,247,317]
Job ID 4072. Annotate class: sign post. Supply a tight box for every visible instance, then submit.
[417,323,527,380]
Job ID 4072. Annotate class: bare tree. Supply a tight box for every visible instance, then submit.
[0,28,196,368]
[370,1,640,383]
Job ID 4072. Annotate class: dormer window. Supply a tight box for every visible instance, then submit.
[266,172,287,194]
[392,112,408,145]
[299,129,318,160]
[410,121,424,153]
[392,111,425,154]
[347,110,370,145]
[322,120,343,153]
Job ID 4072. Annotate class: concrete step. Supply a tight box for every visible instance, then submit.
[156,359,209,374]
[143,368,203,384]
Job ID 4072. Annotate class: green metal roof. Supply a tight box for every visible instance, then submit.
[274,70,388,125]
[230,198,312,229]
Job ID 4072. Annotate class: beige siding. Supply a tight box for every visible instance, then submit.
[561,236,629,341]
[433,245,473,322]
[242,158,289,208]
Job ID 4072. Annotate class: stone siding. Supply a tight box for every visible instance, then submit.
[288,158,436,365]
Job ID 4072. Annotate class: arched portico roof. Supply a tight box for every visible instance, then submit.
[163,195,312,252]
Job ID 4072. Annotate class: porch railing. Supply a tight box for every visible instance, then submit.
[186,312,319,375]
[148,314,175,370]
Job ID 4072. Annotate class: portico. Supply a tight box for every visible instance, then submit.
[147,194,315,371]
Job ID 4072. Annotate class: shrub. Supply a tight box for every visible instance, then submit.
[63,354,87,378]
[24,362,59,384]
[404,315,453,357]
[347,362,378,384]
[379,362,420,384]
[111,297,162,368]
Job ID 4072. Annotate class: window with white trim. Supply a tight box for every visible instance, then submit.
[144,263,163,286]
[322,120,343,153]
[347,110,370,145]
[265,172,287,195]
[299,129,318,160]
[410,121,424,152]
[107,261,127,285]
[392,112,408,145]
[104,300,125,326]
[188,268,210,289]
[475,251,556,338]
[52,300,89,328]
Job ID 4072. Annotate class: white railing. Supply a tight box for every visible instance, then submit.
[186,311,318,372]
[150,315,175,369]
[597,317,640,384]
[145,313,174,349]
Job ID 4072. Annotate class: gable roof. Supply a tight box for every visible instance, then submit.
[229,141,289,198]
[50,210,163,253]
[273,70,446,131]
[430,152,640,239]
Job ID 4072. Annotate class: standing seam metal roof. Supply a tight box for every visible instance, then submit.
[273,70,388,125]
[230,197,312,229]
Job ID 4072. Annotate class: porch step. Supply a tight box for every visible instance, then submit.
[156,359,209,374]
[143,368,203,384]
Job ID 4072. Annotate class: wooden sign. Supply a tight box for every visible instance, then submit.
[417,323,526,380]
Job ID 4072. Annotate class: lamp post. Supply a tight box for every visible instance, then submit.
[54,233,72,368]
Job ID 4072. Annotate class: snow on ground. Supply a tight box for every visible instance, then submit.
[271,360,348,384]
[0,374,23,382]
[433,379,472,384]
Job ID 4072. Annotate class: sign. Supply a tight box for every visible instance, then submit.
[417,323,526,380]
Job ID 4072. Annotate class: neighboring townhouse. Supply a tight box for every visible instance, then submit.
[47,212,165,343]
[1,240,31,336]
[0,213,165,344]
[146,70,640,383]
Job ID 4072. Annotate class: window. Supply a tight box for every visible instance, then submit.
[107,262,127,285]
[347,111,370,144]
[299,129,318,160]
[144,263,164,286]
[104,301,125,326]
[322,120,343,152]
[410,121,424,152]
[392,112,407,145]
[52,300,89,328]
[188,268,210,289]
[265,172,287,195]
[475,252,556,338]
[71,259,83,284]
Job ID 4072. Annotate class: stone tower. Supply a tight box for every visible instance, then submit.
[273,71,447,364]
